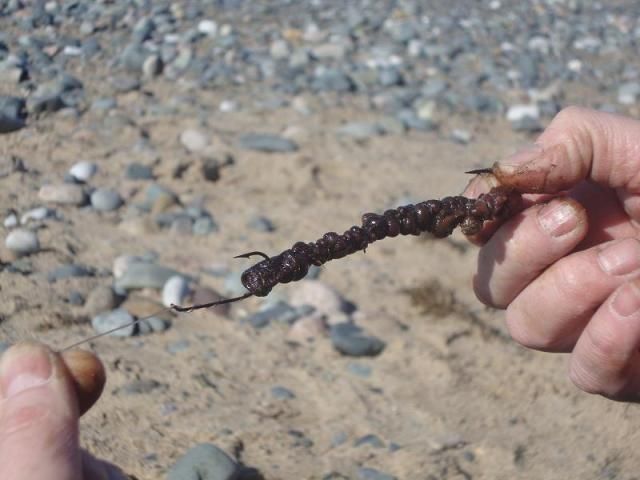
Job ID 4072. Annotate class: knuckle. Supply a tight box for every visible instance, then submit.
[505,303,565,350]
[568,360,627,399]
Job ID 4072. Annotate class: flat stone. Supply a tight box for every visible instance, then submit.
[115,263,184,290]
[337,122,383,140]
[330,322,386,357]
[180,129,209,153]
[237,133,298,153]
[125,163,154,180]
[38,184,87,206]
[47,263,95,283]
[167,443,238,480]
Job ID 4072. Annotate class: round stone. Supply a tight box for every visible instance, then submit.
[90,188,123,211]
[5,228,39,255]
[162,275,191,308]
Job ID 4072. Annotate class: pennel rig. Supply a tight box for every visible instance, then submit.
[173,180,518,312]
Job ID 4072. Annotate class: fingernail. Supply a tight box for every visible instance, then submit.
[496,144,544,174]
[598,239,640,276]
[611,281,640,317]
[537,200,579,237]
[0,343,53,399]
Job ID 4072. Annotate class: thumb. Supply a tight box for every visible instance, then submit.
[0,342,82,480]
[493,107,640,195]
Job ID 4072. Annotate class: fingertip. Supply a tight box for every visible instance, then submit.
[61,349,106,416]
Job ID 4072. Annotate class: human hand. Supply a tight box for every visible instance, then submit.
[0,342,126,479]
[464,106,640,402]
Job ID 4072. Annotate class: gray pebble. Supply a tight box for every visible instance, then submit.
[237,133,298,153]
[91,308,136,337]
[357,467,397,480]
[5,228,39,255]
[125,163,154,180]
[0,95,26,133]
[38,184,87,206]
[167,443,238,480]
[115,263,183,290]
[331,431,348,447]
[247,215,276,232]
[618,82,640,105]
[68,161,97,183]
[193,216,219,235]
[337,122,383,140]
[330,323,386,357]
[346,362,372,378]
[396,110,437,132]
[271,385,296,399]
[246,301,301,329]
[67,290,85,306]
[138,316,171,335]
[354,434,385,448]
[91,98,117,111]
[450,129,473,145]
[90,188,123,211]
[47,263,95,283]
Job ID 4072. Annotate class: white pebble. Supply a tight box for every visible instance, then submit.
[286,314,327,344]
[162,275,191,308]
[197,19,218,36]
[506,104,540,122]
[38,184,86,205]
[3,212,17,228]
[179,129,209,153]
[289,280,345,315]
[20,206,52,224]
[69,161,98,182]
[5,228,40,255]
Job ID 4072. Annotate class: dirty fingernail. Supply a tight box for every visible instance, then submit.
[0,343,53,399]
[496,144,544,174]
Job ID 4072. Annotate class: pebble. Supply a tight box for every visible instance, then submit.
[115,262,184,290]
[91,309,136,337]
[180,129,209,153]
[289,280,345,316]
[346,362,372,378]
[354,434,385,448]
[112,255,147,279]
[47,263,95,283]
[20,207,54,224]
[193,216,219,235]
[162,275,191,308]
[67,291,84,305]
[68,161,97,183]
[618,82,640,105]
[237,133,298,153]
[450,129,473,144]
[330,322,386,357]
[506,104,540,123]
[84,285,119,317]
[247,215,276,232]
[125,163,154,180]
[167,443,238,480]
[246,301,307,329]
[5,228,39,256]
[138,316,171,335]
[271,385,296,400]
[336,122,383,140]
[90,188,123,211]
[3,211,17,228]
[38,184,87,206]
[357,467,397,480]
[0,95,26,133]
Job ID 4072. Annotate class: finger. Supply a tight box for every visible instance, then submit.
[506,238,640,352]
[0,342,82,480]
[569,279,640,401]
[493,107,640,201]
[61,349,106,416]
[474,197,588,308]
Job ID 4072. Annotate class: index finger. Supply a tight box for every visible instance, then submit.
[493,107,640,195]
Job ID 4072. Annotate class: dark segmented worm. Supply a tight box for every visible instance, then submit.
[172,185,517,312]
